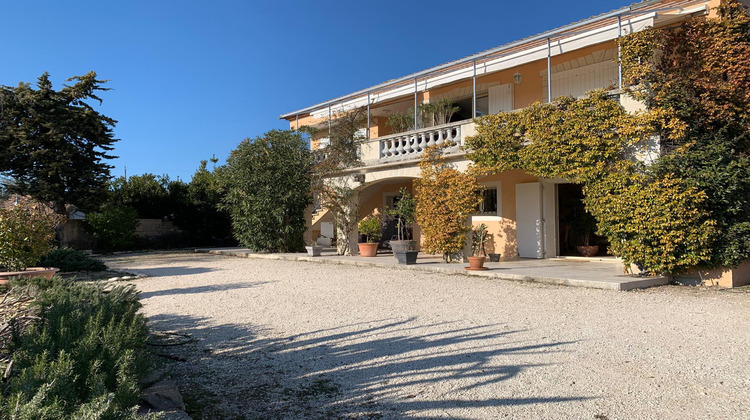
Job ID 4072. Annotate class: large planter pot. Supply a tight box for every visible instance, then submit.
[394,250,419,265]
[575,245,600,257]
[358,242,379,257]
[390,240,416,253]
[0,267,60,284]
[305,246,323,257]
[465,256,488,271]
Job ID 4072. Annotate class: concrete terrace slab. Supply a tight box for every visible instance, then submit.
[196,248,668,291]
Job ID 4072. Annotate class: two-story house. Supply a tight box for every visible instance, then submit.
[280,0,729,258]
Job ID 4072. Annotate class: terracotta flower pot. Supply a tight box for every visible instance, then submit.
[0,267,60,284]
[575,245,600,257]
[465,256,488,271]
[358,243,378,257]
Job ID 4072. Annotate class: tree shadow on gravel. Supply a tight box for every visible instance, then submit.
[128,265,218,278]
[147,314,592,419]
[139,281,270,300]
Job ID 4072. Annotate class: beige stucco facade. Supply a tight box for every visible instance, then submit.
[281,0,748,285]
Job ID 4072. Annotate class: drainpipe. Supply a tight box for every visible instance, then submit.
[472,59,477,118]
[618,16,623,90]
[295,114,299,131]
[328,105,332,137]
[413,78,418,129]
[366,92,371,140]
[546,38,552,103]
[540,181,547,259]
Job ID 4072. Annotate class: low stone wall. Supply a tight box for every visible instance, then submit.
[135,219,181,239]
[674,260,750,288]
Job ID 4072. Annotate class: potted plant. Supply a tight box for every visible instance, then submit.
[0,204,64,284]
[572,203,600,257]
[357,215,382,257]
[466,223,489,271]
[387,188,418,264]
[305,240,323,257]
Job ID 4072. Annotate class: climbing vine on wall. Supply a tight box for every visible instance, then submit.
[466,1,750,274]
[415,147,481,262]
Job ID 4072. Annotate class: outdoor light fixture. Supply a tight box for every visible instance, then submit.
[353,174,365,183]
[513,72,522,85]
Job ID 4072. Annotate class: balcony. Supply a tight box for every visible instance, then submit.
[359,120,474,166]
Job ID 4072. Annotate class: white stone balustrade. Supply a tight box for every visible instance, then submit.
[378,122,463,162]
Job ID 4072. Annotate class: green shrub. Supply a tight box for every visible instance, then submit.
[86,205,139,251]
[37,248,107,272]
[221,130,312,252]
[358,216,382,243]
[0,205,64,271]
[2,279,150,418]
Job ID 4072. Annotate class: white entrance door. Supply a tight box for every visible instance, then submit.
[516,182,543,258]
[489,83,514,114]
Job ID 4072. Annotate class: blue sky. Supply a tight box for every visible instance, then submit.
[1,0,628,181]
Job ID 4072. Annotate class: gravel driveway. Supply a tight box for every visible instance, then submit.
[106,252,750,420]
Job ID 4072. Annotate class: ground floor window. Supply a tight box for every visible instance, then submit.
[477,187,498,215]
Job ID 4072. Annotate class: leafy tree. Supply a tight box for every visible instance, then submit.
[308,107,367,255]
[172,158,232,246]
[108,174,172,219]
[0,204,64,271]
[0,72,117,214]
[221,130,311,252]
[85,204,139,251]
[415,147,481,262]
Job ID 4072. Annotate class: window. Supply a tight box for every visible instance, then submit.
[477,187,498,215]
[452,94,489,121]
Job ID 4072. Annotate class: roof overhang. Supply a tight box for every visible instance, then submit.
[280,0,708,121]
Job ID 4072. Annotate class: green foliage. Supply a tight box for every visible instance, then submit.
[386,188,417,241]
[222,130,311,252]
[85,205,139,252]
[108,174,172,219]
[653,135,750,268]
[617,0,750,269]
[310,108,367,256]
[0,204,63,271]
[0,72,117,214]
[358,216,382,243]
[386,99,461,134]
[466,91,652,183]
[106,159,233,248]
[418,99,460,127]
[2,280,150,419]
[171,159,232,246]
[37,248,107,272]
[415,147,482,262]
[584,170,716,274]
[386,111,414,133]
[466,91,723,274]
[470,223,488,257]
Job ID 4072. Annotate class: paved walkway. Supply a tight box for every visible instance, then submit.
[197,247,668,291]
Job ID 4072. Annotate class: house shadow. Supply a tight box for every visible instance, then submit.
[147,314,593,418]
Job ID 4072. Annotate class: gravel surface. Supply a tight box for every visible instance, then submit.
[106,252,750,420]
